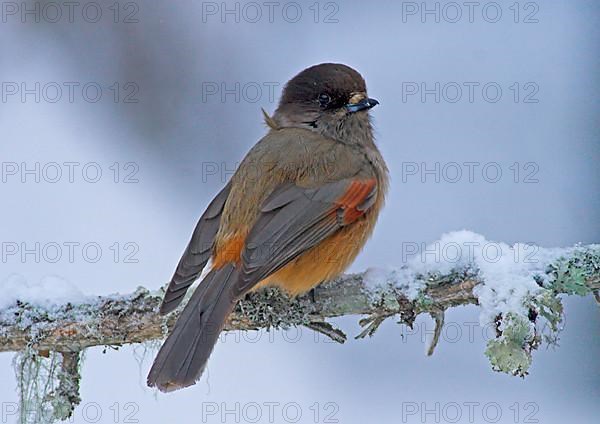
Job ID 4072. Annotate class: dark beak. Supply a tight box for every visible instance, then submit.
[345,97,379,113]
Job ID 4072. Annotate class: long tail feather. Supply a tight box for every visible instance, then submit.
[147,264,239,392]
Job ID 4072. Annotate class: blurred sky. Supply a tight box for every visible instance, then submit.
[0,1,599,423]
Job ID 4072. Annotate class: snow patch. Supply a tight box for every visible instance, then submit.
[362,231,573,325]
[0,274,88,310]
[363,266,424,300]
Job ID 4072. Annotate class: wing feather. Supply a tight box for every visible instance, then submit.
[236,178,377,294]
[160,183,232,314]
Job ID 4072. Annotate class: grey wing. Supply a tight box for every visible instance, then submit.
[233,177,378,297]
[159,182,231,314]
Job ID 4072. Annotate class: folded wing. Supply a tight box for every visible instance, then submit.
[236,178,377,296]
[160,183,232,314]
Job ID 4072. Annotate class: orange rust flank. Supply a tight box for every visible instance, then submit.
[334,179,376,225]
[212,234,246,269]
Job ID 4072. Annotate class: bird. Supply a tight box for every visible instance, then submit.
[147,63,389,392]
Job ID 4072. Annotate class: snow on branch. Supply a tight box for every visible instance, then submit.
[0,231,599,423]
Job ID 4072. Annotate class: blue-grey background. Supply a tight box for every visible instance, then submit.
[0,1,599,423]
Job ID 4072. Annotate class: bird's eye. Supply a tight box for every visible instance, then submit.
[318,93,331,107]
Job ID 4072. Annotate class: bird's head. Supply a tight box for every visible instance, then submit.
[270,63,378,145]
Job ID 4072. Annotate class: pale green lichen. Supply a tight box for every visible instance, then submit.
[532,290,564,334]
[374,287,402,311]
[484,246,599,377]
[14,349,84,424]
[414,294,434,310]
[235,287,313,329]
[485,313,535,377]
[546,247,599,296]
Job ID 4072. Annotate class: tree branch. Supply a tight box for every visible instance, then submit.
[0,273,482,353]
[1,244,597,355]
[0,238,598,422]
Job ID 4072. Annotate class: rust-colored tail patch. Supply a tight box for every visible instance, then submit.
[212,234,246,269]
